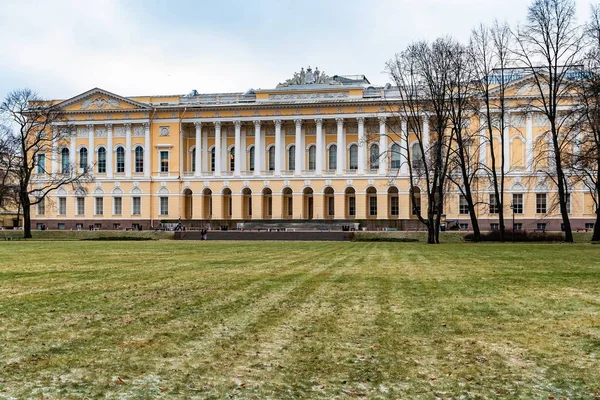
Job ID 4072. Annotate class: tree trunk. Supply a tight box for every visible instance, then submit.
[592,208,600,242]
[21,190,31,239]
[427,223,436,244]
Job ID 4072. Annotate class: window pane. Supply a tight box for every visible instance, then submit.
[391,144,401,169]
[114,197,122,215]
[349,145,358,170]
[132,197,141,215]
[329,145,337,170]
[288,146,295,170]
[135,147,144,173]
[117,147,125,173]
[98,148,106,173]
[95,197,103,215]
[268,147,275,171]
[308,146,316,171]
[249,147,255,171]
[160,151,169,172]
[370,145,379,169]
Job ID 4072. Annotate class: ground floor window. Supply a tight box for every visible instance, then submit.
[490,223,499,231]
[58,197,66,215]
[58,223,65,230]
[113,223,121,230]
[459,223,469,230]
[513,223,523,231]
[536,193,547,214]
[75,223,83,230]
[287,197,293,216]
[537,223,547,231]
[369,196,377,216]
[114,197,122,215]
[76,197,85,215]
[512,194,523,214]
[459,195,469,215]
[585,223,595,230]
[390,196,399,216]
[328,196,335,217]
[37,198,45,215]
[267,197,272,217]
[132,197,141,215]
[160,196,168,216]
[348,197,356,217]
[489,193,499,214]
[95,197,104,216]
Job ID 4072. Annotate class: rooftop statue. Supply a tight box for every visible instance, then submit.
[277,66,338,87]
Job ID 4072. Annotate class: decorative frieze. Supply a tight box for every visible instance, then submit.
[133,126,144,137]
[114,126,125,137]
[95,127,107,137]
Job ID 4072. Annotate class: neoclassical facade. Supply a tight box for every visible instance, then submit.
[30,68,597,231]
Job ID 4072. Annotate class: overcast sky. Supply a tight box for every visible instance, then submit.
[0,0,594,100]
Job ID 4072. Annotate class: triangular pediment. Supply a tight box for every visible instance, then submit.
[489,72,551,97]
[57,88,150,111]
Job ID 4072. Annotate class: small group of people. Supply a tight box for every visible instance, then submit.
[200,228,208,240]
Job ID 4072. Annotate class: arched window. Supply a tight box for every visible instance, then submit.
[135,146,144,173]
[349,144,358,170]
[249,146,255,171]
[308,145,316,171]
[79,147,88,171]
[210,147,216,172]
[229,147,235,172]
[268,146,275,171]
[370,144,380,169]
[61,148,69,173]
[97,147,106,173]
[411,143,423,169]
[288,145,295,170]
[191,148,196,173]
[116,147,125,173]
[391,144,401,169]
[328,145,337,170]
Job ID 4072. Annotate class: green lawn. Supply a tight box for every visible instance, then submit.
[0,241,599,399]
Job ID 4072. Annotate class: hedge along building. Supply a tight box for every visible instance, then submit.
[30,67,597,231]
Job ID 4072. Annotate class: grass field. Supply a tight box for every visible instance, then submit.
[0,241,599,399]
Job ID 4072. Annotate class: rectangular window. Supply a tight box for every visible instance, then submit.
[248,197,252,216]
[37,154,46,174]
[135,149,144,173]
[160,151,169,173]
[58,223,65,230]
[75,223,83,230]
[459,223,469,230]
[159,196,168,216]
[459,195,469,215]
[95,197,103,216]
[348,196,356,217]
[490,223,499,231]
[132,197,141,215]
[287,197,293,216]
[537,223,547,231]
[536,193,547,214]
[267,197,272,216]
[76,197,85,215]
[513,223,523,231]
[328,148,337,170]
[328,196,335,216]
[390,196,399,216]
[113,223,121,230]
[369,196,377,216]
[489,193,499,214]
[512,194,523,214]
[58,197,66,215]
[113,197,122,215]
[37,198,45,215]
[585,222,595,230]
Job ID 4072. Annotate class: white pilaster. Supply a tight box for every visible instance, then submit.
[52,126,59,174]
[315,118,324,175]
[143,123,150,178]
[194,122,202,177]
[214,121,221,177]
[124,123,132,178]
[400,119,408,175]
[234,121,241,177]
[357,117,366,174]
[294,119,302,176]
[254,120,262,176]
[106,124,113,178]
[479,115,487,167]
[422,115,430,153]
[274,119,282,176]
[503,112,511,173]
[378,116,387,175]
[88,124,95,174]
[336,118,345,174]
[526,113,533,171]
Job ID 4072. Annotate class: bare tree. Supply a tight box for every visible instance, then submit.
[386,38,456,244]
[0,128,22,227]
[0,89,90,238]
[513,0,585,242]
[469,21,515,241]
[445,39,483,241]
[571,3,600,241]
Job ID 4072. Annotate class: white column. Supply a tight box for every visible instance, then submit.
[88,124,95,173]
[503,112,511,173]
[336,118,345,174]
[400,119,408,175]
[274,119,282,175]
[240,126,247,173]
[378,116,387,175]
[52,126,59,174]
[202,128,208,173]
[315,118,324,175]
[526,113,533,171]
[422,115,430,153]
[254,120,262,176]
[214,121,221,177]
[221,128,228,173]
[69,128,76,174]
[294,119,302,175]
[234,121,241,177]
[479,115,487,167]
[106,124,113,178]
[194,122,202,177]
[124,123,132,178]
[357,117,366,174]
[143,123,150,178]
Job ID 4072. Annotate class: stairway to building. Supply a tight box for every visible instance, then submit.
[176,230,353,241]
[237,219,360,231]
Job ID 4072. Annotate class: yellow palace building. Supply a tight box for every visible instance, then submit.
[31,67,597,231]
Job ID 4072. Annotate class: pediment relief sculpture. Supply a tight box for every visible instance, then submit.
[277,66,339,87]
[81,96,121,110]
